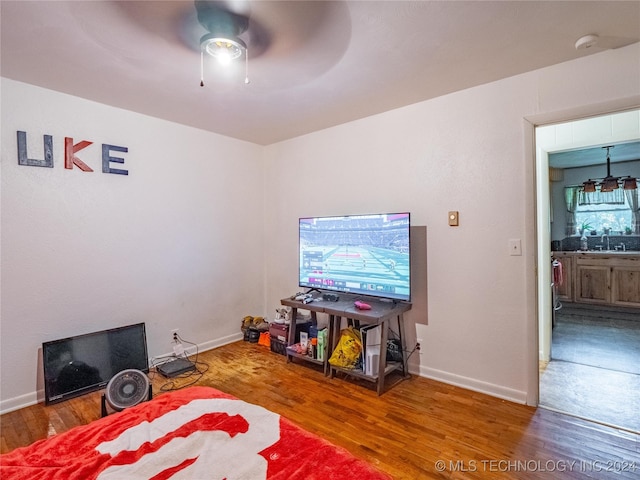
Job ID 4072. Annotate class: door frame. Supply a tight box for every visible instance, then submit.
[524,96,640,407]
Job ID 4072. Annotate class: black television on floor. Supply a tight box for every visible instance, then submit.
[42,323,149,405]
[298,212,411,302]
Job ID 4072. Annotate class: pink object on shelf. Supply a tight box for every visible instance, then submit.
[354,301,372,310]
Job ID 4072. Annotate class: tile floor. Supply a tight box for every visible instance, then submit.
[539,303,640,433]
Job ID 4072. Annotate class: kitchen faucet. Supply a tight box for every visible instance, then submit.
[601,234,610,251]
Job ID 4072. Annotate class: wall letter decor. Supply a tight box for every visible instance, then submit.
[64,137,94,172]
[17,131,129,176]
[102,144,129,176]
[17,131,54,167]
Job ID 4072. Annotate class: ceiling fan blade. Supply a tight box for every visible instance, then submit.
[111,1,349,71]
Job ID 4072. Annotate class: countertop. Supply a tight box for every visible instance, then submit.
[554,250,640,255]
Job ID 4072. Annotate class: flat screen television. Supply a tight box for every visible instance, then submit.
[42,323,149,405]
[299,212,411,302]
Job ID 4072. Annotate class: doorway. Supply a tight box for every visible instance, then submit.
[535,110,640,433]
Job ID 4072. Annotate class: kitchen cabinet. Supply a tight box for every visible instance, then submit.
[552,252,640,308]
[575,263,610,304]
[611,266,640,307]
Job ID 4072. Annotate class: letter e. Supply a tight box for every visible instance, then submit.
[102,144,128,175]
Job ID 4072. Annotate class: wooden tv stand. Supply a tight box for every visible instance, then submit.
[280,294,411,394]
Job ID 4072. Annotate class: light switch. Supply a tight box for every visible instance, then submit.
[509,239,522,256]
[448,211,459,226]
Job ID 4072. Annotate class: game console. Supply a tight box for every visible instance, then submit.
[157,357,196,378]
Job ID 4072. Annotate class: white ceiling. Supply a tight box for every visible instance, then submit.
[1,1,639,146]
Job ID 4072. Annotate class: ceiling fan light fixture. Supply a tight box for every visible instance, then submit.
[199,34,249,86]
[201,36,246,64]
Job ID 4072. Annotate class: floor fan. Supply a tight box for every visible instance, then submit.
[101,369,151,417]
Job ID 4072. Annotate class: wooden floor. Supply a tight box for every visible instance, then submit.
[2,341,639,479]
[540,307,640,432]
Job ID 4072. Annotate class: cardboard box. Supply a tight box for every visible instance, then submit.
[269,323,288,343]
[269,321,312,345]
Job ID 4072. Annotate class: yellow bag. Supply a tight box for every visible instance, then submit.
[329,327,362,369]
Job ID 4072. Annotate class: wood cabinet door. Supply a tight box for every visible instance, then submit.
[611,267,640,307]
[576,265,610,304]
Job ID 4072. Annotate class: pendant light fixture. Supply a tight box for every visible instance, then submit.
[581,145,638,193]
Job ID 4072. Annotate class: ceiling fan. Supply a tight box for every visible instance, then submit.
[113,1,351,87]
[190,1,352,87]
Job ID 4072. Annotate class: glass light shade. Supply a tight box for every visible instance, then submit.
[623,177,637,190]
[582,180,597,193]
[599,177,619,192]
[201,35,246,62]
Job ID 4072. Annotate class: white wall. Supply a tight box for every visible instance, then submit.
[1,79,264,412]
[263,43,640,403]
[2,43,639,413]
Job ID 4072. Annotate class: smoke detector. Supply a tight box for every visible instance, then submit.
[575,34,599,50]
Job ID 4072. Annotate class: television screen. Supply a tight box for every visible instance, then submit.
[299,212,411,301]
[43,323,149,405]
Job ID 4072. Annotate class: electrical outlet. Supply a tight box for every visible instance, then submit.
[417,338,424,354]
[170,328,179,340]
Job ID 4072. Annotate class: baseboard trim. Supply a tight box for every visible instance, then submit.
[409,365,528,405]
[166,332,243,358]
[0,392,40,415]
[0,333,245,415]
[3,335,526,414]
[198,333,244,353]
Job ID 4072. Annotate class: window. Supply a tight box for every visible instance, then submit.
[574,191,633,234]
[575,203,632,234]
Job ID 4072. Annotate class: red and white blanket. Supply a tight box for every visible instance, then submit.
[1,386,389,479]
